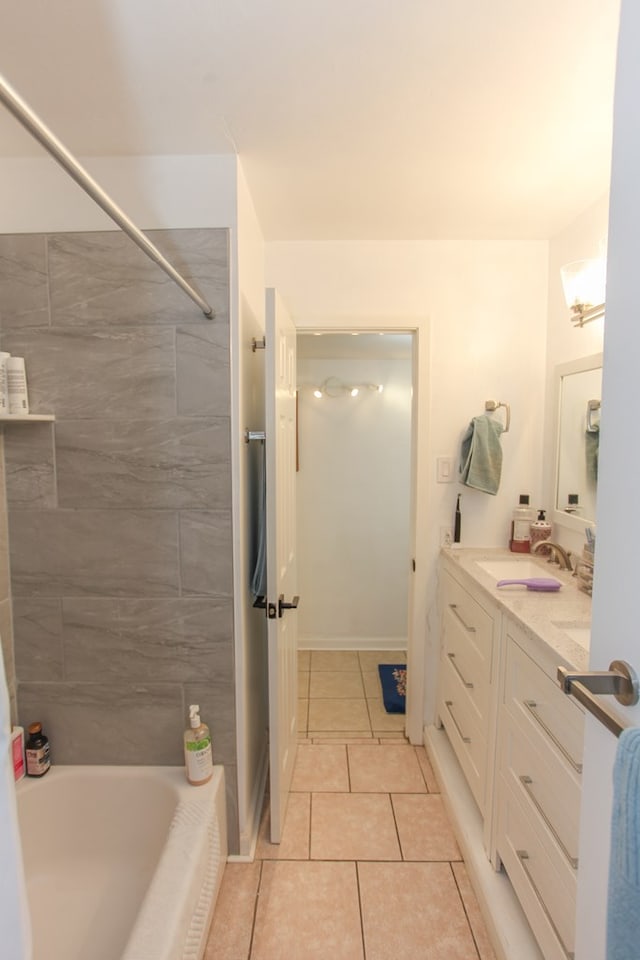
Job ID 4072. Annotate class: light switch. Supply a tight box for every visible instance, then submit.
[436,457,456,483]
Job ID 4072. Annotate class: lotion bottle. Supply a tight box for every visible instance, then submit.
[184,704,213,786]
[509,494,534,553]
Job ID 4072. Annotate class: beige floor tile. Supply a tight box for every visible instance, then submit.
[309,670,365,699]
[205,861,261,960]
[452,862,497,960]
[308,698,371,731]
[358,862,479,960]
[298,671,310,698]
[255,792,310,860]
[415,745,440,792]
[348,744,427,793]
[310,793,401,860]
[366,697,407,732]
[362,668,382,698]
[392,794,461,860]
[310,649,361,671]
[358,649,406,671]
[377,735,408,743]
[298,649,311,670]
[252,861,364,960]
[291,744,349,792]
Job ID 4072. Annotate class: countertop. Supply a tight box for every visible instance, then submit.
[440,546,592,674]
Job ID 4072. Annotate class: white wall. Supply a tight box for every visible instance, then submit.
[297,352,411,646]
[266,239,549,725]
[0,154,237,232]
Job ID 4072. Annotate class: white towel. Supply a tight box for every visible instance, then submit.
[0,655,31,960]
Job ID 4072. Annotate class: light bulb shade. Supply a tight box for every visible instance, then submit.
[560,258,606,325]
[313,389,323,399]
[350,387,359,397]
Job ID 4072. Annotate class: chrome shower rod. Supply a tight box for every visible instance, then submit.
[0,73,213,318]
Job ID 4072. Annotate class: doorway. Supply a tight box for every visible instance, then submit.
[295,331,414,735]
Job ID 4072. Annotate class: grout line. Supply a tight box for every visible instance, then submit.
[354,861,367,960]
[246,860,264,960]
[388,792,405,861]
[449,861,483,960]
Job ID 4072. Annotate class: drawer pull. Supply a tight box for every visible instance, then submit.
[524,700,583,773]
[516,850,575,959]
[449,604,477,634]
[447,652,474,689]
[445,700,471,743]
[519,775,578,869]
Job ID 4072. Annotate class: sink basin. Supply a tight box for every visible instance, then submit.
[552,621,591,648]
[475,558,553,581]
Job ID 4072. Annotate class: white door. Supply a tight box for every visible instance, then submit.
[265,287,299,843]
[575,4,640,955]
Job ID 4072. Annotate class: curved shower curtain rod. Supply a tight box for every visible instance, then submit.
[0,73,214,318]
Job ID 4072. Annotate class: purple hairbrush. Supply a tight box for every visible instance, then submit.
[496,577,562,592]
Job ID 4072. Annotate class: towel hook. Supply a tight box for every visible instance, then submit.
[485,399,510,433]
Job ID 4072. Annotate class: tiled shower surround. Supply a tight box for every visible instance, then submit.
[0,229,240,850]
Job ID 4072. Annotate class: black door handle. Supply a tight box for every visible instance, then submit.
[278,594,300,618]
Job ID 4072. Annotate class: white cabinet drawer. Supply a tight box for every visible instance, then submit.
[442,572,494,684]
[497,775,577,960]
[504,630,585,773]
[439,652,487,812]
[501,712,581,869]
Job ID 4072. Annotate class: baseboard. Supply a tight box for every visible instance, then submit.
[424,725,543,960]
[231,741,269,863]
[298,635,406,651]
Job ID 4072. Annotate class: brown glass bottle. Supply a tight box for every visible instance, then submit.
[25,722,51,777]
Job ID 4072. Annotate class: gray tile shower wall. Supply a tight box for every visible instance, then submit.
[0,229,239,851]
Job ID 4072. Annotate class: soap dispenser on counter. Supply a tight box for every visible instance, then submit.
[530,510,552,555]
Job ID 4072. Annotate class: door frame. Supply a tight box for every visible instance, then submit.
[294,318,431,743]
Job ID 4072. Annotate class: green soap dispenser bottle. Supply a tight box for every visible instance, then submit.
[184,704,213,786]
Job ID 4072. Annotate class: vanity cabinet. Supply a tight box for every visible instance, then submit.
[496,617,584,960]
[437,566,499,820]
[432,551,590,960]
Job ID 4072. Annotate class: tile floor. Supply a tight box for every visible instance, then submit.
[205,650,496,960]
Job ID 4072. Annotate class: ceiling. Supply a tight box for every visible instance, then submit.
[0,0,620,242]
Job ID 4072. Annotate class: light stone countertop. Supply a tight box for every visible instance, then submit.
[440,545,593,674]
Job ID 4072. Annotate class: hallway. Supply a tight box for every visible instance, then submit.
[205,651,496,959]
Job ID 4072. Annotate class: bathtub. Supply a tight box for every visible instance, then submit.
[16,765,227,960]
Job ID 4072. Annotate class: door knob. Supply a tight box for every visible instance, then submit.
[278,594,299,618]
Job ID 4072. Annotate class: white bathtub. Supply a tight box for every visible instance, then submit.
[16,765,227,960]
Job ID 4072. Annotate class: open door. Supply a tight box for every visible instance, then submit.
[265,287,299,843]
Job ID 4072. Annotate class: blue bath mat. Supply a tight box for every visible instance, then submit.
[378,664,407,714]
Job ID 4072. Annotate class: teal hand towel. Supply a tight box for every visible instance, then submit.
[459,414,504,495]
[607,727,640,960]
[586,425,599,484]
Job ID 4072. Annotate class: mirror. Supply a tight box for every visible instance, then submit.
[553,353,602,532]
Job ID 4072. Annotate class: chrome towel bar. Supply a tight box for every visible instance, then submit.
[557,660,639,738]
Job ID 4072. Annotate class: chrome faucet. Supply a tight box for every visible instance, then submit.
[532,539,573,571]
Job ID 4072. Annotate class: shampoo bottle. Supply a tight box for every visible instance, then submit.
[184,704,213,786]
[530,509,552,555]
[509,494,534,553]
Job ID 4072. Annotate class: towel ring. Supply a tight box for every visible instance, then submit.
[485,399,510,433]
[586,398,600,433]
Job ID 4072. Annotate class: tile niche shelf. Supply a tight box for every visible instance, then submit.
[0,414,55,423]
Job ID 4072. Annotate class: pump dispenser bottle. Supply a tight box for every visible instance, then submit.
[530,509,552,555]
[509,494,534,553]
[184,704,213,786]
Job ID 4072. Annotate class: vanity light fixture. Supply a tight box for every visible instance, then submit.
[560,257,606,327]
[309,377,383,399]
